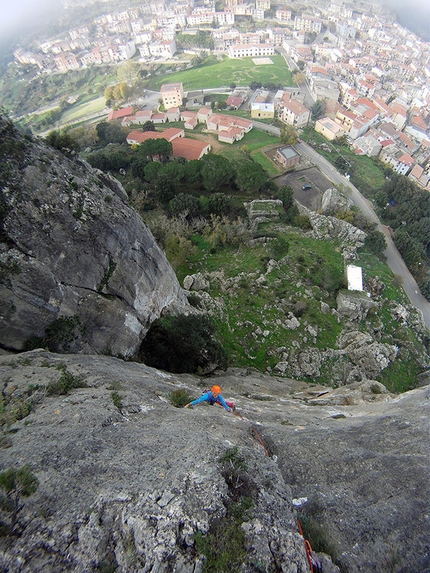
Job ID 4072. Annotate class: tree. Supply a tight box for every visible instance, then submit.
[394,228,425,270]
[96,121,126,144]
[235,162,268,193]
[276,185,294,210]
[311,100,326,121]
[365,230,387,260]
[292,71,306,85]
[249,81,262,90]
[200,154,235,192]
[142,120,156,132]
[170,193,201,219]
[45,130,80,152]
[208,193,231,216]
[280,124,298,145]
[117,60,141,84]
[0,465,38,531]
[138,138,172,162]
[184,160,202,187]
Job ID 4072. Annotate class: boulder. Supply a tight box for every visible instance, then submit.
[336,291,378,320]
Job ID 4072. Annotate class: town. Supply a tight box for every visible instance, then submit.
[11,0,430,190]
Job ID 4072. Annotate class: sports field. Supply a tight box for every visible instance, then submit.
[144,55,293,91]
[60,96,107,124]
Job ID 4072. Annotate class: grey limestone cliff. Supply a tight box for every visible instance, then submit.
[0,118,188,357]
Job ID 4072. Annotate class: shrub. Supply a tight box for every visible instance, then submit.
[169,389,193,408]
[138,314,228,374]
[111,392,123,410]
[0,465,38,531]
[46,364,87,395]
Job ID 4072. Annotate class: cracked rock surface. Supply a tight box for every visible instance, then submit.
[1,350,428,573]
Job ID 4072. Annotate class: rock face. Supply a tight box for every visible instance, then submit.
[1,350,428,573]
[298,204,366,260]
[0,118,188,357]
[320,187,353,215]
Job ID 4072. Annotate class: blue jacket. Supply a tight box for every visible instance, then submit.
[190,391,230,411]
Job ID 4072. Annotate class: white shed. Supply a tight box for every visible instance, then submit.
[347,265,363,291]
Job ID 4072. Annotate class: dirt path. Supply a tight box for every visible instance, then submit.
[188,131,224,153]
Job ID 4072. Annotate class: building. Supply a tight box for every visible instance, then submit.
[347,265,363,291]
[227,44,274,58]
[276,146,301,169]
[251,103,274,119]
[280,98,311,128]
[315,117,346,140]
[160,82,184,109]
[107,106,135,122]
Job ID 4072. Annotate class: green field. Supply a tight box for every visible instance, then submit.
[143,55,293,91]
[61,96,107,124]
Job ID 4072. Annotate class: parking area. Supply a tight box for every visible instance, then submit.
[273,167,333,211]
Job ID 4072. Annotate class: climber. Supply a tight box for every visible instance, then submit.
[184,385,235,412]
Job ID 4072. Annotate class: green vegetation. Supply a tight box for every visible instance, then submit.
[46,364,87,396]
[24,316,84,353]
[169,389,194,408]
[0,465,39,534]
[143,55,293,91]
[298,510,340,565]
[111,392,123,411]
[194,447,255,572]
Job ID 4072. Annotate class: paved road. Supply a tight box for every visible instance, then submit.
[296,141,430,329]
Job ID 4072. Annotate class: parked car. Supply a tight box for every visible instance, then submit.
[302,183,311,190]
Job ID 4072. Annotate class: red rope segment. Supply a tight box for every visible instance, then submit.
[251,427,270,457]
[297,520,314,573]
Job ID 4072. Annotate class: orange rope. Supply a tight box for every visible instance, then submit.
[252,427,270,457]
[297,521,314,573]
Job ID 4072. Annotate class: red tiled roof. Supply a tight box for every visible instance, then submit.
[171,138,210,160]
[107,107,134,121]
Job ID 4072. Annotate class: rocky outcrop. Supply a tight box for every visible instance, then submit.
[320,187,353,215]
[336,290,378,320]
[0,350,428,573]
[297,204,366,260]
[0,119,188,357]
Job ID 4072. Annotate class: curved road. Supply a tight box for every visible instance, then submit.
[295,141,430,329]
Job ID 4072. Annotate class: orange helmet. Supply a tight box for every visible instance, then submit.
[211,385,221,394]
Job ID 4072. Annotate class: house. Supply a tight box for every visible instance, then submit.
[315,117,346,141]
[251,103,274,119]
[151,113,167,124]
[226,96,243,109]
[160,82,184,109]
[276,146,301,169]
[409,164,430,189]
[181,111,198,129]
[197,108,212,123]
[171,138,211,160]
[166,107,180,122]
[352,133,382,157]
[280,98,310,128]
[126,127,184,145]
[394,153,415,175]
[205,113,252,142]
[107,106,134,121]
[227,44,274,58]
[219,127,244,144]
